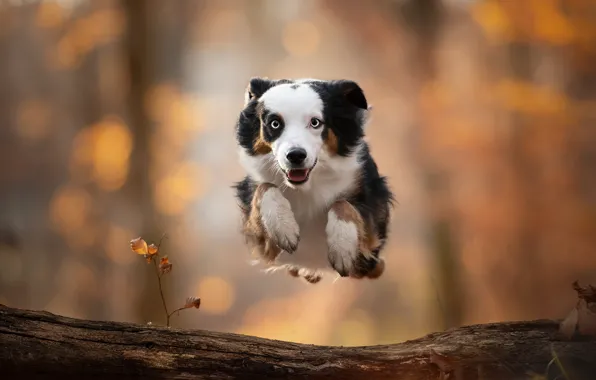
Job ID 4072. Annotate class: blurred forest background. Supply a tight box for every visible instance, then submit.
[1,0,596,346]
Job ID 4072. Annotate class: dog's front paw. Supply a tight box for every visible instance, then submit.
[260,187,300,253]
[326,204,360,277]
[326,200,385,279]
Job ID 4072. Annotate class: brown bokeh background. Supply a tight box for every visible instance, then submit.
[1,0,595,346]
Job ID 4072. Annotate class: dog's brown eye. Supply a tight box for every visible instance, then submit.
[310,117,322,129]
[270,120,281,129]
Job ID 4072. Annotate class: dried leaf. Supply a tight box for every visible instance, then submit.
[573,281,596,303]
[559,307,578,340]
[159,256,172,275]
[148,243,158,255]
[184,296,201,309]
[130,237,148,255]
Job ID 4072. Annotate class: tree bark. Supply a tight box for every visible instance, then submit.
[1,305,595,380]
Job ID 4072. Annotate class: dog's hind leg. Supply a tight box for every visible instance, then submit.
[325,200,385,279]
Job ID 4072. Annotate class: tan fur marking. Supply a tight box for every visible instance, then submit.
[253,102,272,155]
[335,203,382,256]
[330,200,377,257]
[252,182,274,207]
[330,200,361,223]
[324,128,339,155]
[253,132,272,155]
[242,183,280,263]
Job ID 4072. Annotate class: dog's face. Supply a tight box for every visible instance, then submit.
[237,78,369,188]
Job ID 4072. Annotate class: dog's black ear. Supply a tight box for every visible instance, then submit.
[335,80,368,110]
[245,77,274,105]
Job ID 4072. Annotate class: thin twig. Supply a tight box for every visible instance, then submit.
[152,233,169,326]
[152,257,170,326]
[167,307,187,325]
[156,232,168,250]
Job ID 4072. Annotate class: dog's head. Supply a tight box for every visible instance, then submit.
[237,78,370,188]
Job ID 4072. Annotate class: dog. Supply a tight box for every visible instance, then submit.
[233,77,393,284]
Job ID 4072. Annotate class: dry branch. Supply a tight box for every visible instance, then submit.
[1,304,596,380]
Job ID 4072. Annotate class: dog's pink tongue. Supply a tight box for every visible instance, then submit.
[288,169,308,182]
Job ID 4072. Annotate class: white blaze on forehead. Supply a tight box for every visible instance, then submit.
[257,82,326,183]
[259,83,324,120]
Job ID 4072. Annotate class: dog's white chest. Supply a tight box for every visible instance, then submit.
[271,186,337,271]
[239,147,362,273]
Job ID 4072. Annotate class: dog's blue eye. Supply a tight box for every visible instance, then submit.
[310,118,322,128]
[270,120,281,129]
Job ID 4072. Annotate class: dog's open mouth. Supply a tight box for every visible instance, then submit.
[286,168,310,184]
[284,160,317,185]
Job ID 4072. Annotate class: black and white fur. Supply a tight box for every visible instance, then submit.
[234,77,393,283]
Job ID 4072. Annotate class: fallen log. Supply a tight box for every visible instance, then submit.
[1,302,595,380]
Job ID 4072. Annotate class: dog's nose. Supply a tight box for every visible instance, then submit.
[286,148,307,165]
